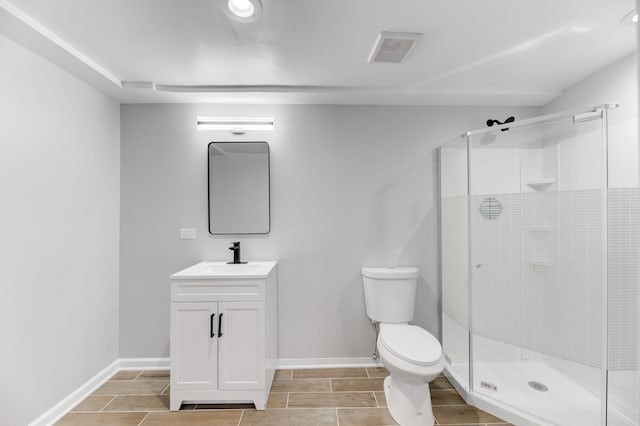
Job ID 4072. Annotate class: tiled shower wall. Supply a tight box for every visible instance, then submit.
[608,188,640,371]
[471,188,611,368]
[471,188,639,370]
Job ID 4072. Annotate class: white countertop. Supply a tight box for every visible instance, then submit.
[170,261,277,280]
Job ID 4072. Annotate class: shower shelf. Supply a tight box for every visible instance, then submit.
[526,178,555,191]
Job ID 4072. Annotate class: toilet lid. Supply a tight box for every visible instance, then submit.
[379,325,442,366]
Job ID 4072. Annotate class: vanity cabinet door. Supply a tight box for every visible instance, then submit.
[218,301,265,390]
[170,302,219,391]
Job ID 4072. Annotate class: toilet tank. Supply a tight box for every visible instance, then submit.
[361,267,419,323]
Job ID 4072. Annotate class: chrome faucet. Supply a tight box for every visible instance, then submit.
[228,242,246,264]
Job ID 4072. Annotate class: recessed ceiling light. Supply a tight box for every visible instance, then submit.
[222,0,262,23]
[621,9,638,26]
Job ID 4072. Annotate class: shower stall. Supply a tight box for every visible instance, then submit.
[440,104,640,426]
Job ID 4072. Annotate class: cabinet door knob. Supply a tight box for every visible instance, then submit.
[210,313,216,338]
[218,313,223,338]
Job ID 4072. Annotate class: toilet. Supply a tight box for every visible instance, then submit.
[362,267,444,426]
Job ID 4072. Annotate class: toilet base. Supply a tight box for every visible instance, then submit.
[384,375,435,426]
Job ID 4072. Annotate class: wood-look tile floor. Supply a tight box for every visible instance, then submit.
[56,368,511,425]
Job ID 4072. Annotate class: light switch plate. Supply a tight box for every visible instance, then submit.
[179,228,196,240]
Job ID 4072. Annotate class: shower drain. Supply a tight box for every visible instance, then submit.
[528,381,549,392]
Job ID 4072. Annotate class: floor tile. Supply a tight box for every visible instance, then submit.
[374,392,387,408]
[240,408,338,425]
[161,385,170,395]
[92,380,168,396]
[338,408,398,425]
[433,405,504,424]
[102,395,170,411]
[141,410,242,425]
[271,378,331,392]
[287,392,377,408]
[266,392,288,408]
[55,412,147,425]
[430,389,466,405]
[331,378,385,392]
[366,367,390,378]
[292,368,367,379]
[109,370,142,381]
[274,369,292,380]
[70,396,115,412]
[430,376,454,390]
[59,366,507,425]
[138,370,170,380]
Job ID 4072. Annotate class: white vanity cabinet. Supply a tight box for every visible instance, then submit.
[169,261,277,411]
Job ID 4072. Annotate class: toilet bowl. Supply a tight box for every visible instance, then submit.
[377,323,444,426]
[361,267,444,426]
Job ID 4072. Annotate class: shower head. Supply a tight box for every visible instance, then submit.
[486,116,515,131]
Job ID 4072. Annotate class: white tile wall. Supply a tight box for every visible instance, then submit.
[471,192,523,348]
[608,188,640,370]
[469,187,640,372]
[470,189,604,369]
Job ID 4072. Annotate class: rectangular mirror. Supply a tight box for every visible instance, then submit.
[208,141,270,235]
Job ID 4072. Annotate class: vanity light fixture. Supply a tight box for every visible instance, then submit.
[222,0,263,23]
[197,116,274,132]
[621,9,638,25]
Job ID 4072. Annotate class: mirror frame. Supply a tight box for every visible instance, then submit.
[207,141,271,235]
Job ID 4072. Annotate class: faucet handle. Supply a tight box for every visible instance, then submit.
[229,241,240,249]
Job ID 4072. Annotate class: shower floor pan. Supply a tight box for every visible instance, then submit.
[471,359,598,425]
[447,359,634,426]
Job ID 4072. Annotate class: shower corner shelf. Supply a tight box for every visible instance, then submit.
[526,178,555,191]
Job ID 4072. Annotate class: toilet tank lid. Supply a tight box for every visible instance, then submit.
[361,267,419,279]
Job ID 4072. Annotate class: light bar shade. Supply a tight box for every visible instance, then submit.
[197,116,274,131]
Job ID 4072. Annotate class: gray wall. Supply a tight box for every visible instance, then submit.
[0,34,120,425]
[119,103,536,358]
[542,53,637,119]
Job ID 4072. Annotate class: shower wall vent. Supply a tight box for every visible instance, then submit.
[368,31,423,63]
[479,197,503,220]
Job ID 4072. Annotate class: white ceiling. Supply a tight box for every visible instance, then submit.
[1,0,636,105]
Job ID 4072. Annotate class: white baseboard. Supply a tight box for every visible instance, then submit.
[29,359,120,426]
[31,356,378,426]
[30,358,170,426]
[276,357,383,369]
[118,357,170,370]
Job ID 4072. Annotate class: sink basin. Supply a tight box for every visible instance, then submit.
[171,261,277,279]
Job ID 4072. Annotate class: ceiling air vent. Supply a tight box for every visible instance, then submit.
[368,31,423,63]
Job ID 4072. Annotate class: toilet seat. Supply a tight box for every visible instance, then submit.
[379,324,442,367]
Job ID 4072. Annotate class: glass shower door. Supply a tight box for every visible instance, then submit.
[606,105,640,426]
[440,136,470,391]
[468,112,606,426]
